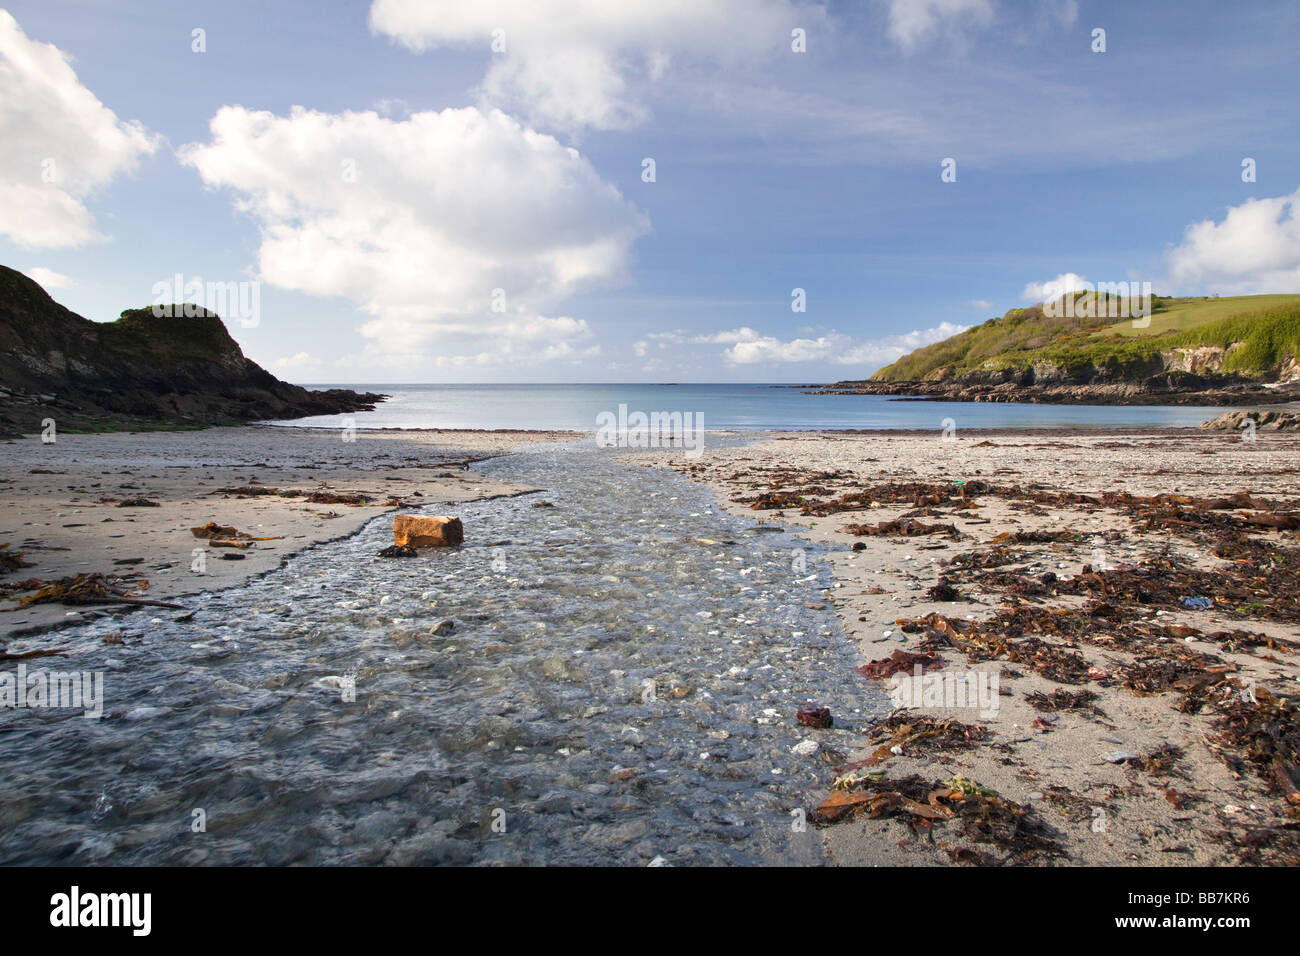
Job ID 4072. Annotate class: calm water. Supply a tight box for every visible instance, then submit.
[273,383,1232,431]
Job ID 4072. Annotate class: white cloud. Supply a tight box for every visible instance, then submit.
[0,11,159,248]
[1021,272,1088,303]
[967,299,993,310]
[1166,188,1300,295]
[368,0,816,132]
[882,0,996,52]
[699,323,966,366]
[272,352,319,371]
[180,105,649,367]
[23,266,72,290]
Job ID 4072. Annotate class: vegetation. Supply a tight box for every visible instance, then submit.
[871,294,1300,382]
[98,307,239,365]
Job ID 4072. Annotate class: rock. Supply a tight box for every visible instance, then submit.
[377,544,418,558]
[791,740,819,757]
[353,810,403,843]
[796,705,833,728]
[430,619,455,636]
[1200,409,1300,431]
[393,514,463,549]
[583,820,649,847]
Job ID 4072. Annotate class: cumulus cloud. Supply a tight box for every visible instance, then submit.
[967,298,993,310]
[882,0,996,51]
[699,323,966,366]
[1166,188,1300,295]
[1021,272,1088,303]
[23,266,72,290]
[0,11,158,248]
[271,352,319,372]
[368,0,815,132]
[180,105,649,366]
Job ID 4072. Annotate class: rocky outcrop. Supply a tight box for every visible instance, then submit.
[808,376,1300,406]
[0,265,385,435]
[1199,409,1300,431]
[1158,344,1239,376]
[819,344,1300,406]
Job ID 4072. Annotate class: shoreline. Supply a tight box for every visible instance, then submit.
[0,425,573,635]
[640,427,1300,865]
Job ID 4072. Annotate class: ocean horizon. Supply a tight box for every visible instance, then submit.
[271,383,1236,431]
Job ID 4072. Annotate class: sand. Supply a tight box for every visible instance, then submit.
[640,427,1300,866]
[0,425,570,634]
[6,421,1298,866]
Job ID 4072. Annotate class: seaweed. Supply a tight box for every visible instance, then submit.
[858,649,945,680]
[843,518,960,538]
[1026,688,1106,718]
[862,714,991,763]
[812,773,1065,864]
[17,572,184,609]
[1208,688,1300,803]
[0,543,34,573]
[190,522,283,548]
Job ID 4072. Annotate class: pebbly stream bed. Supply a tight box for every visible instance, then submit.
[0,438,887,865]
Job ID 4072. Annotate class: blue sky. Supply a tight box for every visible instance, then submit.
[2,0,1298,383]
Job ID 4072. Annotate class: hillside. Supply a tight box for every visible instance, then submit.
[830,293,1300,405]
[0,265,384,436]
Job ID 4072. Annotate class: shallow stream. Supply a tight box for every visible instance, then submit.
[0,440,885,865]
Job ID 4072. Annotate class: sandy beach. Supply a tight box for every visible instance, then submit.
[3,421,1298,867]
[640,426,1300,866]
[0,426,570,634]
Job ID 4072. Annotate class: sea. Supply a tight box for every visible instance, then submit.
[270,383,1233,431]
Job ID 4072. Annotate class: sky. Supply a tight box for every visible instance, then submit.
[1,0,1298,384]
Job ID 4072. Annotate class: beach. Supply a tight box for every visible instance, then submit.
[641,426,1300,865]
[0,426,570,633]
[2,421,1298,866]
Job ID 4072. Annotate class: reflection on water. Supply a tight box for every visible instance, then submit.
[0,442,883,865]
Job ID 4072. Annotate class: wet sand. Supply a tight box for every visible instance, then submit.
[0,426,570,634]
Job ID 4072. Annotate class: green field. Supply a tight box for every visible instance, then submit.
[871,294,1300,382]
[1101,294,1300,339]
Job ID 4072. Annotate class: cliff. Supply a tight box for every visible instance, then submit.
[0,265,384,436]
